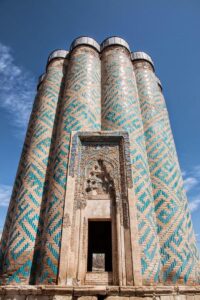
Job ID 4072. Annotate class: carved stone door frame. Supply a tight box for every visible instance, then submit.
[58,131,142,286]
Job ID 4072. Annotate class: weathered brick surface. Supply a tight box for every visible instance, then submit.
[101,45,161,284]
[0,54,68,285]
[0,37,199,287]
[133,57,200,284]
[37,45,101,284]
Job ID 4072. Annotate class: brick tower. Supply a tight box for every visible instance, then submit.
[0,37,199,300]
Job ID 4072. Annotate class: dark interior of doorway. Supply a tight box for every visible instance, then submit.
[87,220,112,272]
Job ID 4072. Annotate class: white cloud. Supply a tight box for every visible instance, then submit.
[193,165,200,178]
[182,165,200,214]
[184,176,198,192]
[188,196,200,213]
[181,170,186,177]
[0,184,12,207]
[0,42,36,131]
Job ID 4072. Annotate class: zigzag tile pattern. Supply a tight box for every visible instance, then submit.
[1,39,199,286]
[0,59,65,284]
[38,46,101,284]
[101,46,161,284]
[133,61,200,284]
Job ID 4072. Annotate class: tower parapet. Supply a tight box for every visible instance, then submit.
[48,49,69,62]
[101,36,130,52]
[131,51,154,69]
[70,36,100,52]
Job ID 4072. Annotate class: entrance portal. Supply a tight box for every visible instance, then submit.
[87,221,112,272]
[58,135,137,286]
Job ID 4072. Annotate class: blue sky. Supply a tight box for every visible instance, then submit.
[0,0,200,249]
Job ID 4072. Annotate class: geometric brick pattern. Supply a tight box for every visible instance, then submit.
[133,60,200,284]
[0,58,66,284]
[101,46,162,284]
[37,46,101,284]
[0,37,199,286]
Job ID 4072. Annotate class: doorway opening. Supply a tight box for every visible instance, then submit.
[87,220,112,272]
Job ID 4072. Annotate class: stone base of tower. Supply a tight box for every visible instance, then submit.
[0,286,200,300]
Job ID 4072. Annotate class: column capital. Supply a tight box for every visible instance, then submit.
[131,51,154,70]
[70,36,100,52]
[100,36,130,52]
[46,49,69,71]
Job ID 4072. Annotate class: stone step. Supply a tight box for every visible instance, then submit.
[85,272,113,285]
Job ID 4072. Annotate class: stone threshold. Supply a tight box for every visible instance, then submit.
[0,286,200,297]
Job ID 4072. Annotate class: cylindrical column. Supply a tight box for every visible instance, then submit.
[132,52,200,284]
[0,50,68,284]
[101,37,161,284]
[38,37,101,284]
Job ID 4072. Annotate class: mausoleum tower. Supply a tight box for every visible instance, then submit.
[0,37,199,295]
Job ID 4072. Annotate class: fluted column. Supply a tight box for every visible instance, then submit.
[38,37,101,284]
[132,52,200,284]
[101,37,161,284]
[0,50,68,284]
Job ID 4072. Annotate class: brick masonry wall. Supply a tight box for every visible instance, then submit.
[101,45,161,284]
[0,37,199,286]
[0,57,67,284]
[37,45,101,284]
[133,60,200,284]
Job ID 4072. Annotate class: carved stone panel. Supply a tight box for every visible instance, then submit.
[71,134,131,230]
[80,142,121,202]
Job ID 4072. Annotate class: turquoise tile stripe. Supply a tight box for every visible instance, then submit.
[0,59,65,284]
[101,46,161,284]
[37,46,101,284]
[133,61,200,284]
